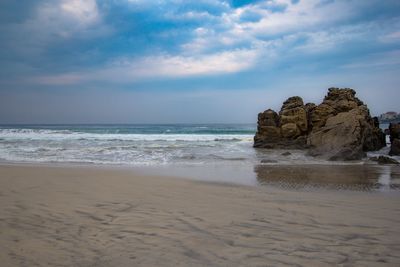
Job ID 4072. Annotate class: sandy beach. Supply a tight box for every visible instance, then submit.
[0,164,399,266]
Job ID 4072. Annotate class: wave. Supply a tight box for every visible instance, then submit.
[0,128,75,135]
[214,138,243,142]
[0,124,256,134]
[0,128,253,142]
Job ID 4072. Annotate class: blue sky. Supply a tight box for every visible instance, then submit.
[0,0,399,123]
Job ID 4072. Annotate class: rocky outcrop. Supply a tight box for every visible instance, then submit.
[254,88,386,160]
[307,88,385,160]
[254,97,309,149]
[389,123,400,156]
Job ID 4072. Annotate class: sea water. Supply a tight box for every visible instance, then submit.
[0,124,258,165]
[0,124,399,190]
[0,123,373,166]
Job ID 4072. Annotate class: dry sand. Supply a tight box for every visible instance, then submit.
[0,164,400,267]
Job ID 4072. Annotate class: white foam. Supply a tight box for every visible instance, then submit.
[0,128,255,165]
[0,128,253,142]
[2,127,389,167]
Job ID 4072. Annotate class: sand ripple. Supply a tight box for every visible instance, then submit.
[1,165,400,266]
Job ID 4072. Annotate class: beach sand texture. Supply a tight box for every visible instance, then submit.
[1,164,400,266]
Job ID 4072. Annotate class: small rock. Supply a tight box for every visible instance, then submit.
[389,139,400,156]
[389,123,400,142]
[281,152,291,156]
[261,159,278,164]
[329,147,366,161]
[370,156,399,165]
[384,128,390,136]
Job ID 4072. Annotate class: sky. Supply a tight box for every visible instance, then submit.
[0,0,399,124]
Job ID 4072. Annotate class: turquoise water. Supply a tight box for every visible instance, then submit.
[0,124,256,135]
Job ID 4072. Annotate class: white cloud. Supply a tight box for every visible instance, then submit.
[19,0,103,43]
[239,0,358,36]
[25,0,400,86]
[165,10,215,21]
[181,0,348,55]
[32,48,261,85]
[60,0,99,25]
[131,49,260,76]
[181,0,398,64]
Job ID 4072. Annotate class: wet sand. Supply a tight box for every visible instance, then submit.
[255,164,400,191]
[1,164,400,266]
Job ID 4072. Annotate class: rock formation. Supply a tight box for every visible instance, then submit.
[254,88,386,160]
[254,97,309,149]
[389,123,400,156]
[307,88,386,160]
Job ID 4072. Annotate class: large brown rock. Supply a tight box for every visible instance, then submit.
[254,88,386,160]
[254,109,281,148]
[254,96,308,149]
[308,106,368,160]
[308,88,385,160]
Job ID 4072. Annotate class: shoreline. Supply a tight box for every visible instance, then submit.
[1,160,400,191]
[1,164,400,266]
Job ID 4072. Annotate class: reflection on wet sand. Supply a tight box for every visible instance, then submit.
[255,164,400,191]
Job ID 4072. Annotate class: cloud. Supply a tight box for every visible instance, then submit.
[32,0,101,39]
[1,0,400,124]
[129,49,260,77]
[180,0,357,56]
[33,48,260,85]
[60,0,99,25]
[1,0,400,89]
[178,0,400,73]
[0,0,117,82]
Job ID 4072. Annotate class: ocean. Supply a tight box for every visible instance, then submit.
[0,124,258,165]
[0,123,395,166]
[1,124,398,189]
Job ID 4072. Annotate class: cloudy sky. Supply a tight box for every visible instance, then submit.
[0,0,399,123]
